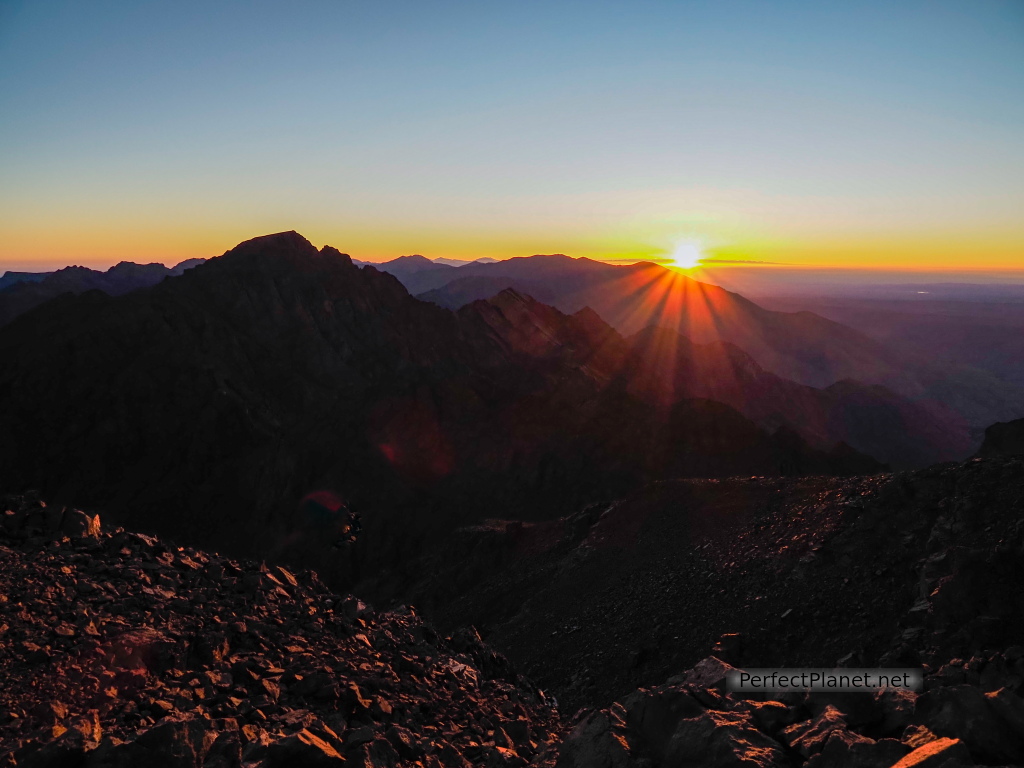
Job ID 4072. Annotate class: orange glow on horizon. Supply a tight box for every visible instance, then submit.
[0,222,1021,277]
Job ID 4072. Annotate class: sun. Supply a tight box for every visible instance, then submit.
[671,242,704,269]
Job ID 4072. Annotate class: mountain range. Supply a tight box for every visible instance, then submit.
[3,232,1024,767]
[0,232,886,575]
[379,254,1019,435]
[0,233,1015,578]
[349,254,498,293]
[0,258,204,327]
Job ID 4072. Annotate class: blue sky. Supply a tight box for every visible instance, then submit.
[1,0,1022,270]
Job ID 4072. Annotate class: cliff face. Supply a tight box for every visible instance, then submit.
[0,233,875,575]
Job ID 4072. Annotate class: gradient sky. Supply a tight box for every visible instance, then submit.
[2,0,1022,272]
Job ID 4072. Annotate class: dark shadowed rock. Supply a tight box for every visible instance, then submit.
[263,729,345,767]
[781,705,849,758]
[0,231,882,584]
[663,710,784,767]
[87,717,217,768]
[978,417,1024,457]
[555,707,633,768]
[804,733,906,768]
[914,684,1024,764]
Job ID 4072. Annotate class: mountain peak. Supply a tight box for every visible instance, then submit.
[378,254,453,275]
[384,254,433,266]
[486,286,534,308]
[208,231,357,276]
[220,231,319,261]
[318,245,354,267]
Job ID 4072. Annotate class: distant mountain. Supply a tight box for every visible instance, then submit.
[0,271,48,292]
[371,254,458,293]
[621,325,969,468]
[169,257,206,275]
[759,295,1024,394]
[0,232,877,574]
[433,256,499,267]
[350,255,502,291]
[415,255,914,388]
[413,255,1020,433]
[454,291,966,467]
[0,258,205,327]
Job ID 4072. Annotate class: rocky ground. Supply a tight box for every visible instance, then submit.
[3,455,1024,767]
[0,495,561,767]
[407,457,1024,720]
[557,652,1024,767]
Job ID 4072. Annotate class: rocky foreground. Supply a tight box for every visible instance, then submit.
[3,486,1024,767]
[0,496,560,767]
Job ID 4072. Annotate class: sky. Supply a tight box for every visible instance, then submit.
[1,0,1022,274]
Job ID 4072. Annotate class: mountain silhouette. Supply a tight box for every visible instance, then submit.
[0,270,49,292]
[0,258,205,327]
[0,232,878,573]
[413,255,1012,435]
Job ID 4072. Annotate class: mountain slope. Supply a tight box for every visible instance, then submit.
[0,494,562,768]
[455,290,966,468]
[621,326,970,468]
[5,462,1024,767]
[415,255,910,387]
[414,256,1018,434]
[402,455,1024,718]
[366,254,458,294]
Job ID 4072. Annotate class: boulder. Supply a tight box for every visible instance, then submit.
[914,684,1024,764]
[86,717,217,768]
[876,687,918,736]
[780,705,848,758]
[666,656,736,691]
[804,732,907,768]
[263,729,346,767]
[890,737,973,768]
[104,629,185,673]
[737,700,799,735]
[21,729,91,768]
[556,708,633,768]
[663,710,786,767]
[60,510,101,539]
